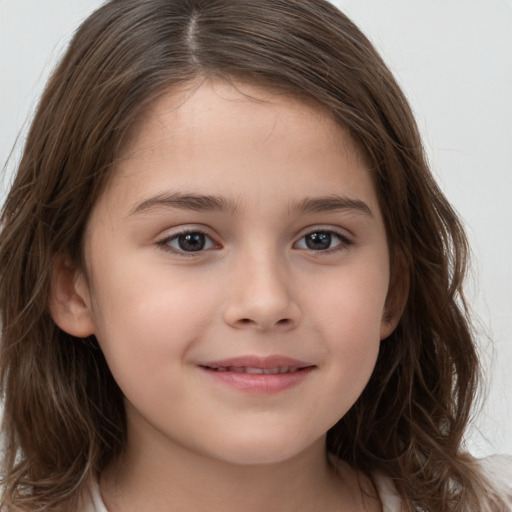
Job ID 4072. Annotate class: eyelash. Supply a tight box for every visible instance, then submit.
[156,228,353,255]
[294,229,353,253]
[156,229,218,256]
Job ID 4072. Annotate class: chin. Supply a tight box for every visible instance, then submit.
[201,432,323,467]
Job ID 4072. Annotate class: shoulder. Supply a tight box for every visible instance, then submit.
[477,454,512,505]
[78,476,108,512]
[478,453,512,479]
[371,471,403,512]
[373,454,512,512]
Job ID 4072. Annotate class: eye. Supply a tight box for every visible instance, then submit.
[294,230,351,251]
[158,231,217,253]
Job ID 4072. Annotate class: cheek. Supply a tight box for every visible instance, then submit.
[87,263,219,385]
[325,303,381,387]
[305,258,389,392]
[308,258,389,337]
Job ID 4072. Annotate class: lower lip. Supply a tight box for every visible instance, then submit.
[200,367,314,394]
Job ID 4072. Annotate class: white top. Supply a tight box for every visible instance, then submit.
[80,455,512,512]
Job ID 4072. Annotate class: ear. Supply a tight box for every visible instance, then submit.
[380,250,409,340]
[49,255,95,337]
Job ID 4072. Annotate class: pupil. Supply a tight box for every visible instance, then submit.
[306,232,331,250]
[178,233,205,252]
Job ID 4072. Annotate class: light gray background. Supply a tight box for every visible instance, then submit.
[1,0,510,455]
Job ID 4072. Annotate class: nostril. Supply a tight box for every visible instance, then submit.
[236,317,291,328]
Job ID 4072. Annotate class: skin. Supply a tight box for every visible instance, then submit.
[53,79,401,511]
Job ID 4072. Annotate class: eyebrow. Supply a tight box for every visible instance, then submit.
[128,192,373,218]
[293,195,373,217]
[129,192,240,216]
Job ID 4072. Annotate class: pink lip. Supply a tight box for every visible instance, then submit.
[198,355,315,394]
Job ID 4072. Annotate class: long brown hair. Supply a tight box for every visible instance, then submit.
[0,0,504,510]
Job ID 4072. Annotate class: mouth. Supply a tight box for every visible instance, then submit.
[203,366,304,374]
[198,356,315,394]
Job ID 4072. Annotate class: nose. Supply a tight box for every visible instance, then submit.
[223,251,301,332]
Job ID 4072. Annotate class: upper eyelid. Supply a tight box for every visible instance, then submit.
[295,225,354,241]
[157,225,217,240]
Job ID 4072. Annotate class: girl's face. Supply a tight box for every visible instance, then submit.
[64,80,398,466]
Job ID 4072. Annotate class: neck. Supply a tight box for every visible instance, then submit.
[99,416,380,512]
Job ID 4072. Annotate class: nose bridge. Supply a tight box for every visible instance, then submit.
[223,241,300,330]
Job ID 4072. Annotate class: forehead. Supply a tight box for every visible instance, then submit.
[94,78,377,221]
[121,78,362,164]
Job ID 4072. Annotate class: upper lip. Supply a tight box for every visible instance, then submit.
[198,355,314,370]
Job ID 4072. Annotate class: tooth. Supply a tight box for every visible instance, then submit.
[209,365,301,374]
[245,367,264,374]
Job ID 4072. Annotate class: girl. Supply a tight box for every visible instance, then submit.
[0,0,510,510]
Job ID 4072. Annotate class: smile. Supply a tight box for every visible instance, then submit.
[206,366,301,374]
[198,356,315,394]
